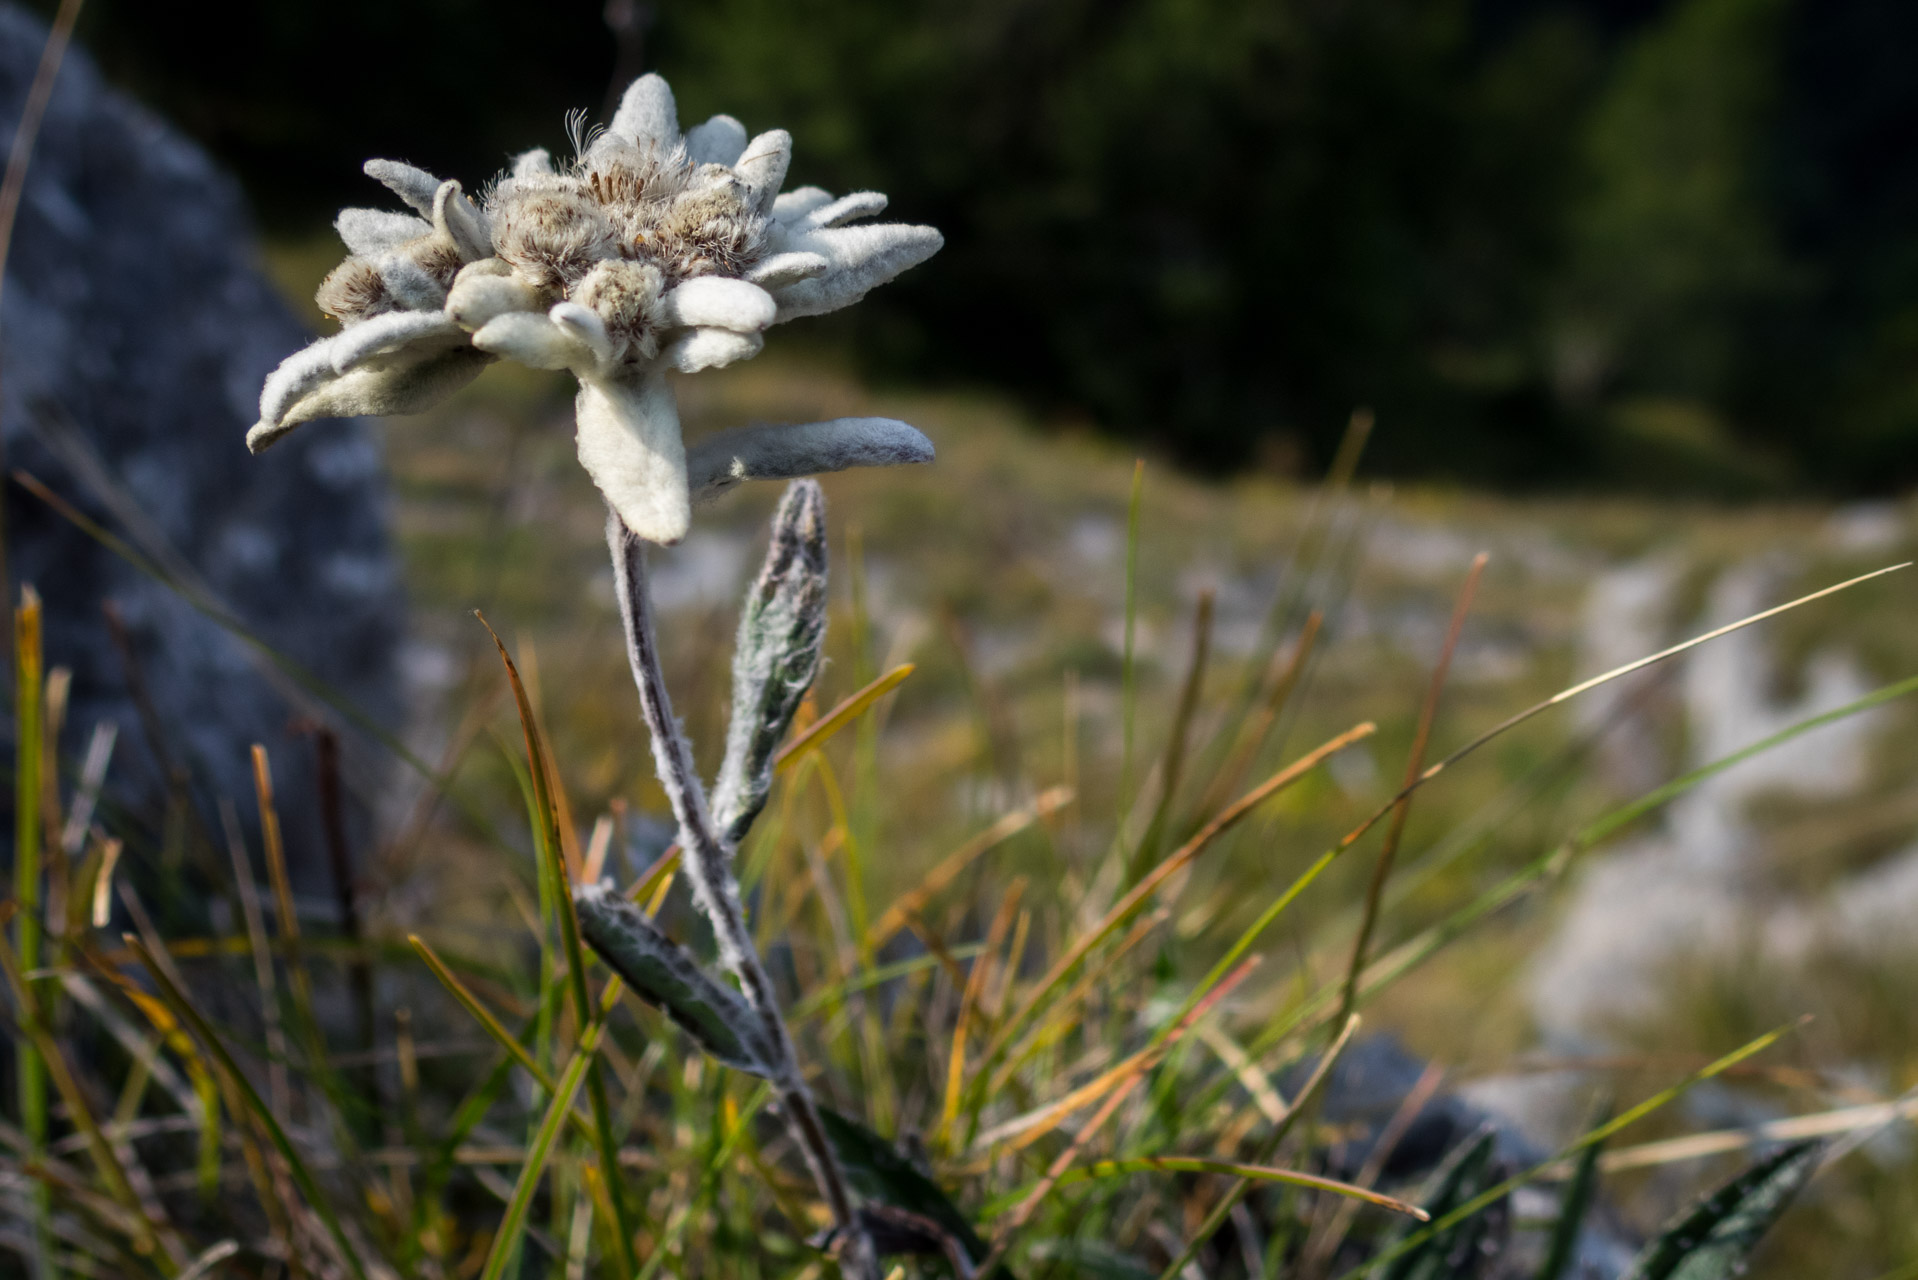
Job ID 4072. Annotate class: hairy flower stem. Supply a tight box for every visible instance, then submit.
[607,512,876,1280]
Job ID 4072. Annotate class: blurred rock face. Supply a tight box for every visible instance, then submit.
[0,5,401,890]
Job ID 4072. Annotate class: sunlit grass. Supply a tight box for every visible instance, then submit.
[7,304,1918,1273]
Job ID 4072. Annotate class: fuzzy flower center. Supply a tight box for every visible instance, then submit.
[486,141,769,360]
[316,135,771,370]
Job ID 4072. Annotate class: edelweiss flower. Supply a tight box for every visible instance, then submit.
[249,74,943,543]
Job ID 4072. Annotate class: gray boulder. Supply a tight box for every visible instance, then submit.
[0,3,401,899]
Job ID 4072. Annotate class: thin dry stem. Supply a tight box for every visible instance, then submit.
[1337,552,1485,1021]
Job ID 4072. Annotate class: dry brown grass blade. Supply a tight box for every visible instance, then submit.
[60,720,115,859]
[87,836,120,930]
[980,1040,1161,1153]
[582,814,614,885]
[867,786,1073,949]
[986,956,1267,1154]
[981,957,1263,1269]
[39,667,69,950]
[217,799,287,1115]
[1583,1093,1918,1175]
[986,906,1170,1103]
[515,638,585,882]
[939,879,1027,1147]
[1129,589,1216,879]
[1194,1021,1288,1125]
[1275,1013,1361,1134]
[774,663,915,774]
[1299,1062,1445,1276]
[625,844,682,906]
[900,906,970,993]
[1156,1013,1364,1280]
[250,746,316,1027]
[1048,1156,1428,1221]
[0,0,82,300]
[978,721,1376,1087]
[991,906,1031,1020]
[1338,553,1485,1021]
[1197,610,1324,822]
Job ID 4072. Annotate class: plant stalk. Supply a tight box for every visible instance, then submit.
[606,511,875,1280]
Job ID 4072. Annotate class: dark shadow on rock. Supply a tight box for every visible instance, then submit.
[0,3,402,913]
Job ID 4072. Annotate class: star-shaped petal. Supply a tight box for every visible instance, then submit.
[247,72,943,543]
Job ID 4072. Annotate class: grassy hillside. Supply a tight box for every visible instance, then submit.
[371,348,1918,1274]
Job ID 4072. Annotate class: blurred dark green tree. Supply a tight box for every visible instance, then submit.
[34,0,1918,493]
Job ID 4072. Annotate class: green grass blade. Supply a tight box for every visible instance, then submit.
[479,1025,604,1280]
[990,1156,1427,1220]
[635,1083,773,1280]
[1242,670,1918,1071]
[1379,1128,1499,1280]
[1620,1140,1822,1280]
[1128,590,1214,883]
[1335,1022,1799,1280]
[410,934,558,1091]
[972,721,1374,1115]
[1152,1014,1361,1280]
[480,617,642,1278]
[790,943,987,1022]
[1400,562,1910,808]
[12,589,53,1280]
[1578,670,1918,850]
[1537,1100,1609,1280]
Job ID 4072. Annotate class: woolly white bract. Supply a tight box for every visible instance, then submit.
[248,74,942,543]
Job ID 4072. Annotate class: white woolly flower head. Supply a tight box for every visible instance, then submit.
[249,74,943,544]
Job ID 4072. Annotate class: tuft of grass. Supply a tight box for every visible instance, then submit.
[8,344,1918,1275]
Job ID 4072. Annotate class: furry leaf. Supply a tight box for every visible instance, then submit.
[819,1106,1004,1275]
[687,418,934,506]
[574,374,690,544]
[573,884,775,1078]
[711,480,828,845]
